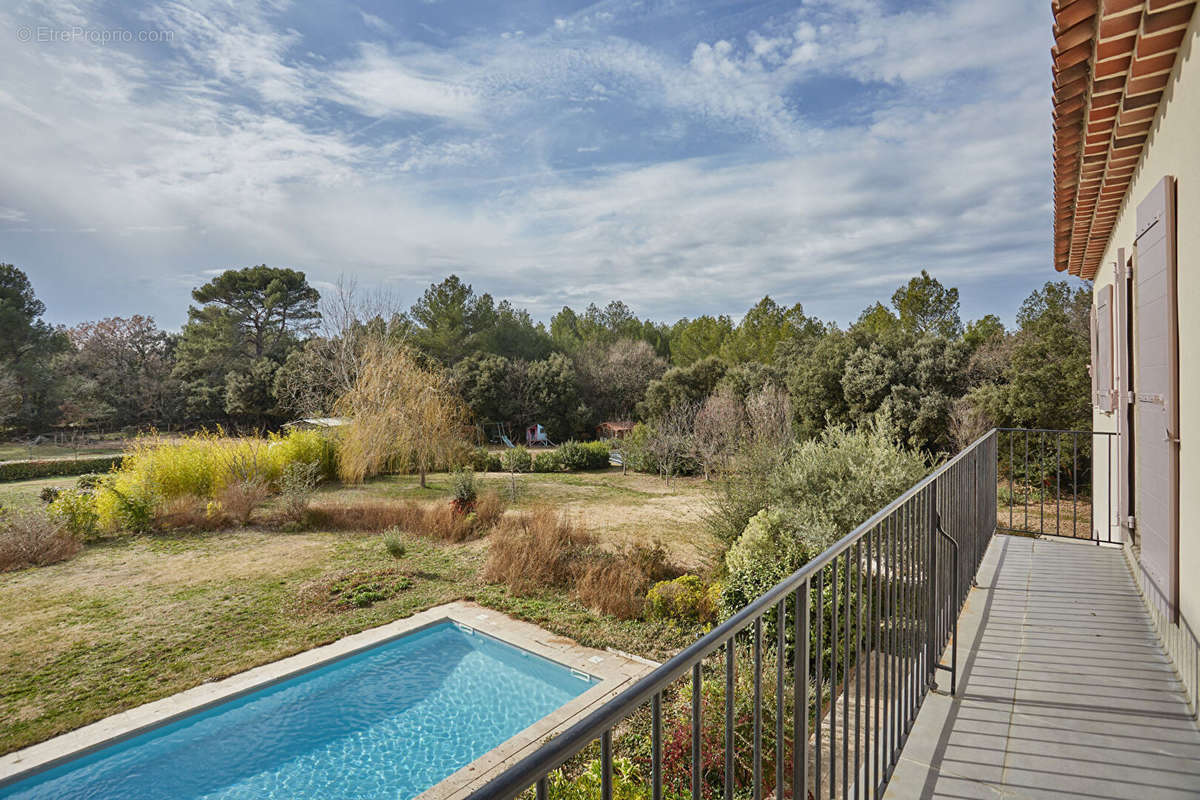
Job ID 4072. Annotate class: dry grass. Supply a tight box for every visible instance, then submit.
[313,470,718,571]
[154,496,227,532]
[484,508,680,617]
[576,543,678,620]
[474,490,505,529]
[997,483,1095,539]
[308,496,505,542]
[216,480,270,526]
[484,507,594,594]
[998,497,1094,539]
[0,511,82,572]
[308,499,421,532]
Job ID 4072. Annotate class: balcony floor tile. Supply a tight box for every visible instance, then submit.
[883,534,1200,799]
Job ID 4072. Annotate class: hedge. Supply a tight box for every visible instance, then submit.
[467,441,613,473]
[0,455,123,483]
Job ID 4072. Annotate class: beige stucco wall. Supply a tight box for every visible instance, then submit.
[1090,9,1199,711]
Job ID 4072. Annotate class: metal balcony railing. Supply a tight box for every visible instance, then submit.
[996,428,1118,544]
[466,429,1004,800]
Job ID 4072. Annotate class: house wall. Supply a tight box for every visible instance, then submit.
[1091,9,1200,714]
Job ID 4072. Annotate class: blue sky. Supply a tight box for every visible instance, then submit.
[0,0,1084,331]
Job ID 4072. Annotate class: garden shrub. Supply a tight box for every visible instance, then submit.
[531,450,561,473]
[720,508,820,615]
[721,510,876,689]
[712,417,928,576]
[383,530,406,558]
[483,508,594,595]
[547,757,650,800]
[645,575,719,625]
[82,429,339,532]
[768,419,929,543]
[555,440,588,470]
[279,461,322,525]
[581,440,613,469]
[555,440,611,471]
[0,510,82,571]
[39,486,62,505]
[450,468,478,510]
[0,455,122,482]
[614,424,657,474]
[114,429,337,505]
[467,447,494,472]
[94,473,156,533]
[75,473,104,491]
[267,429,338,481]
[216,479,269,526]
[48,489,100,541]
[500,446,531,473]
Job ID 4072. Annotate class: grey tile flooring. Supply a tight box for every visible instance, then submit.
[884,535,1200,800]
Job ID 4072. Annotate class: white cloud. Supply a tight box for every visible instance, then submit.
[392,137,496,172]
[359,10,394,35]
[0,0,1058,328]
[143,1,308,106]
[325,44,482,122]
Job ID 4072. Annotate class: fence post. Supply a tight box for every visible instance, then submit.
[927,481,939,691]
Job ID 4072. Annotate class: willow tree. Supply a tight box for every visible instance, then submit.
[335,339,471,486]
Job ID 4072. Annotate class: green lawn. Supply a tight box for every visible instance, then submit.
[0,440,128,463]
[0,476,80,511]
[0,468,716,756]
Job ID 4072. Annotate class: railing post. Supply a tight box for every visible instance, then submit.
[926,481,939,691]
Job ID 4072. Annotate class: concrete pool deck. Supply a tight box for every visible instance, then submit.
[0,600,655,798]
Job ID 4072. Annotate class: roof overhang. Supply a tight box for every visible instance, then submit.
[1052,0,1196,278]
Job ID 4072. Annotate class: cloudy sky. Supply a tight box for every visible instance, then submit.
[0,0,1081,331]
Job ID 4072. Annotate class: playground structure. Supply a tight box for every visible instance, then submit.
[524,424,554,447]
[484,422,555,448]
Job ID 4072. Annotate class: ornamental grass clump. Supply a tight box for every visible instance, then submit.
[576,542,677,620]
[483,508,594,595]
[0,510,82,572]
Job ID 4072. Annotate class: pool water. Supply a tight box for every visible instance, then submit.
[0,621,595,800]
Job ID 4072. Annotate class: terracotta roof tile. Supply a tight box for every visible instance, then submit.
[1052,0,1196,277]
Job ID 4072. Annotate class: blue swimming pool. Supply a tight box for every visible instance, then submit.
[0,620,596,800]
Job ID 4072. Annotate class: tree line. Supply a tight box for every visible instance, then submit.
[0,262,1090,451]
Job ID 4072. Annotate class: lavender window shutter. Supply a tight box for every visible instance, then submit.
[1133,175,1179,622]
